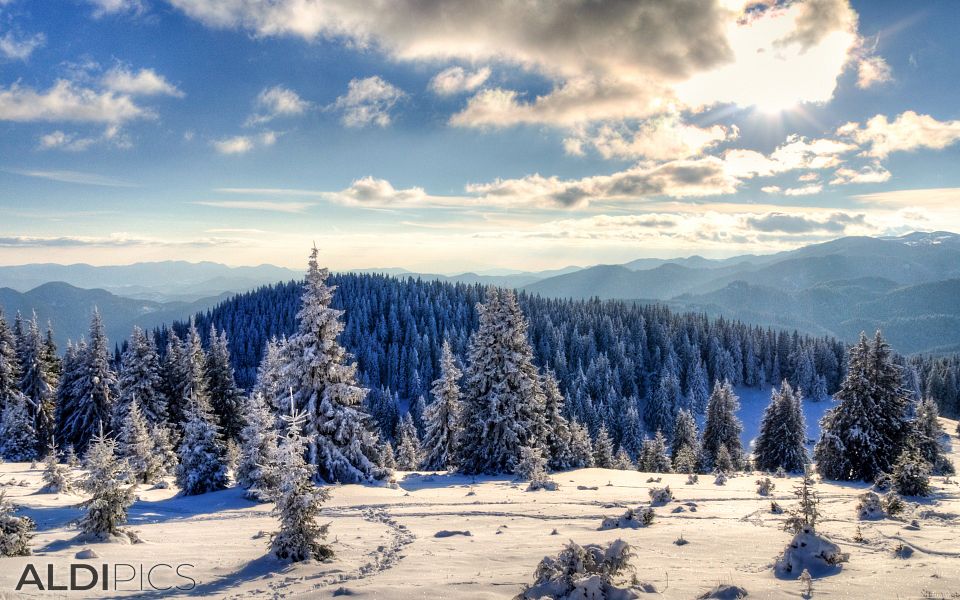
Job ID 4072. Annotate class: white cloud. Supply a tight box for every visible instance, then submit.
[332,76,404,128]
[838,111,960,158]
[87,0,145,17]
[857,55,892,89]
[0,233,238,248]
[830,163,891,185]
[0,80,150,123]
[195,200,313,213]
[37,124,132,152]
[102,66,184,97]
[0,31,45,61]
[721,135,856,178]
[212,131,278,155]
[428,66,490,96]
[247,85,310,125]
[783,184,823,196]
[329,176,429,206]
[5,168,135,187]
[564,115,738,161]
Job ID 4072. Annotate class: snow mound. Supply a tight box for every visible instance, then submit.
[75,548,99,559]
[698,583,749,599]
[774,526,848,579]
[857,492,884,520]
[516,539,654,600]
[648,486,672,506]
[600,507,654,530]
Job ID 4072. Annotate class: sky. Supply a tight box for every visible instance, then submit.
[2,0,960,273]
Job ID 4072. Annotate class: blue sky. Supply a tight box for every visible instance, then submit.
[2,0,960,272]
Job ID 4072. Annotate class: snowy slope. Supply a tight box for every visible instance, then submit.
[0,419,957,599]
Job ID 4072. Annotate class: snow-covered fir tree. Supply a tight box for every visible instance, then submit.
[714,444,735,473]
[61,310,117,452]
[150,423,179,477]
[638,431,671,473]
[395,413,422,470]
[206,325,245,442]
[458,287,548,475]
[686,357,710,415]
[117,399,165,485]
[79,428,136,540]
[613,447,634,470]
[17,314,57,453]
[911,398,954,475]
[115,326,167,428]
[754,381,808,473]
[252,338,287,414]
[568,420,594,468]
[702,381,744,470]
[55,341,84,448]
[892,446,931,496]
[160,330,189,428]
[270,403,333,562]
[175,395,228,495]
[541,370,574,470]
[237,393,281,499]
[647,367,681,439]
[673,445,699,474]
[421,340,461,471]
[283,247,384,483]
[0,490,35,556]
[815,332,910,481]
[670,409,699,464]
[592,424,615,468]
[0,393,38,461]
[516,445,556,490]
[618,402,644,460]
[40,441,73,494]
[0,310,20,411]
[379,440,397,471]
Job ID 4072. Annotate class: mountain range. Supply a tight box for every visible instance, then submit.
[1,231,958,354]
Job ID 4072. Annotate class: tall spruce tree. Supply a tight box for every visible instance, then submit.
[0,309,20,411]
[670,409,699,465]
[206,325,245,442]
[18,314,57,453]
[458,287,547,475]
[79,428,135,540]
[252,338,287,414]
[593,423,615,469]
[912,397,954,475]
[284,247,384,483]
[702,381,744,470]
[237,393,281,499]
[117,399,165,485]
[176,395,229,495]
[161,330,189,428]
[422,340,461,470]
[815,332,910,481]
[754,381,808,473]
[0,393,38,461]
[62,310,117,452]
[116,326,167,428]
[395,412,422,470]
[541,370,574,470]
[568,419,595,468]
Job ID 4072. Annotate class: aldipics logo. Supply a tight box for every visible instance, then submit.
[16,563,197,592]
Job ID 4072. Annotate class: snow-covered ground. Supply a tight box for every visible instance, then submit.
[1,418,958,599]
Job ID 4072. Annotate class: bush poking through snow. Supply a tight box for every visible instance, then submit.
[756,477,775,496]
[714,471,728,486]
[516,446,558,491]
[873,473,892,492]
[0,490,35,556]
[515,539,649,599]
[697,583,749,599]
[648,486,672,506]
[856,492,884,520]
[40,443,73,494]
[799,569,813,599]
[881,493,906,517]
[686,473,699,485]
[783,468,820,534]
[774,525,848,578]
[600,506,654,530]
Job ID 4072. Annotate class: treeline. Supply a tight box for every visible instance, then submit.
[165,274,859,447]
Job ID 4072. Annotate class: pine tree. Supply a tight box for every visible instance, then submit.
[175,396,228,495]
[270,402,333,562]
[618,402,644,460]
[702,381,743,470]
[117,399,165,485]
[458,287,547,475]
[815,332,910,481]
[79,428,136,540]
[379,440,397,470]
[754,381,808,473]
[647,368,681,439]
[17,314,56,453]
[206,325,245,442]
[116,326,167,428]
[912,398,954,475]
[541,370,574,470]
[613,447,634,470]
[0,310,21,411]
[672,446,699,474]
[161,330,189,428]
[284,247,384,483]
[670,409,699,464]
[395,413,422,470]
[54,341,84,450]
[686,357,710,415]
[237,393,281,499]
[422,340,461,470]
[593,424,615,469]
[568,420,594,468]
[638,431,671,473]
[40,442,73,494]
[892,446,931,496]
[151,423,179,477]
[252,338,287,414]
[0,490,35,556]
[0,393,38,461]
[63,310,118,452]
[714,444,734,473]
